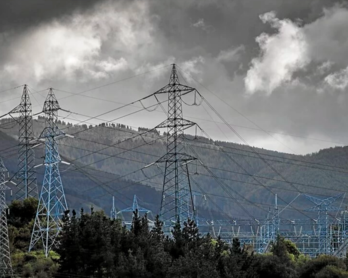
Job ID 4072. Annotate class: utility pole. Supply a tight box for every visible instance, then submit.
[9,85,37,200]
[0,158,13,277]
[111,196,117,220]
[272,194,280,240]
[152,64,198,225]
[29,89,69,257]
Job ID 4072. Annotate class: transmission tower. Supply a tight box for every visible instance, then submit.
[152,64,198,225]
[110,196,117,220]
[0,158,13,277]
[29,89,69,257]
[9,84,37,200]
[306,194,343,255]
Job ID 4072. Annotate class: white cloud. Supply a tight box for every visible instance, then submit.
[192,18,212,32]
[180,56,205,83]
[94,58,129,78]
[249,133,336,155]
[193,19,205,28]
[325,67,348,90]
[217,45,244,62]
[134,58,175,87]
[245,11,309,95]
[0,1,156,84]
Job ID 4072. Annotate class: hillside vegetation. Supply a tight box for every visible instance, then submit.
[1,117,348,220]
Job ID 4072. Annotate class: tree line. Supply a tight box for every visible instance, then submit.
[7,198,348,277]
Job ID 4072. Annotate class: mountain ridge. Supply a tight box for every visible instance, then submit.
[1,117,348,221]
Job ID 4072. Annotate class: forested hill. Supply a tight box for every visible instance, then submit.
[1,117,348,220]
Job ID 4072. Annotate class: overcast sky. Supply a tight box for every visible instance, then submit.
[1,0,348,155]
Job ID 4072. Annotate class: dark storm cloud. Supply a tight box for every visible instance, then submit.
[1,0,348,154]
[148,0,344,48]
[0,0,106,32]
[146,0,345,79]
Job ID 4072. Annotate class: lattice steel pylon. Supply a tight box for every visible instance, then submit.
[0,158,13,277]
[9,84,38,200]
[29,88,69,257]
[152,64,198,224]
[306,194,343,255]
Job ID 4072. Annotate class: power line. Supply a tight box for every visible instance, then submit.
[2,113,348,202]
[8,85,348,177]
[176,66,298,154]
[48,136,347,203]
[39,111,348,176]
[53,64,170,99]
[60,134,348,199]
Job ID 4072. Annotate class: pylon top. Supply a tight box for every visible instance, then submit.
[305,194,343,207]
[43,88,60,114]
[132,195,139,212]
[9,84,31,114]
[169,64,179,86]
[305,193,343,212]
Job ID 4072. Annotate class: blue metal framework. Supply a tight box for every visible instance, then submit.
[210,193,347,257]
[29,89,69,257]
[305,194,343,255]
[0,158,13,277]
[9,85,37,200]
[262,194,280,252]
[116,195,153,227]
[333,210,348,257]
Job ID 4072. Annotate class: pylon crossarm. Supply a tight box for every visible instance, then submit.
[0,183,10,191]
[153,83,196,95]
[121,207,151,213]
[155,153,196,163]
[305,195,323,205]
[0,112,10,119]
[155,118,196,130]
[9,104,25,115]
[305,193,343,206]
[322,193,344,205]
[307,207,341,212]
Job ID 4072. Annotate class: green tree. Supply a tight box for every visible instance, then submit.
[251,254,297,278]
[299,255,346,278]
[8,197,38,252]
